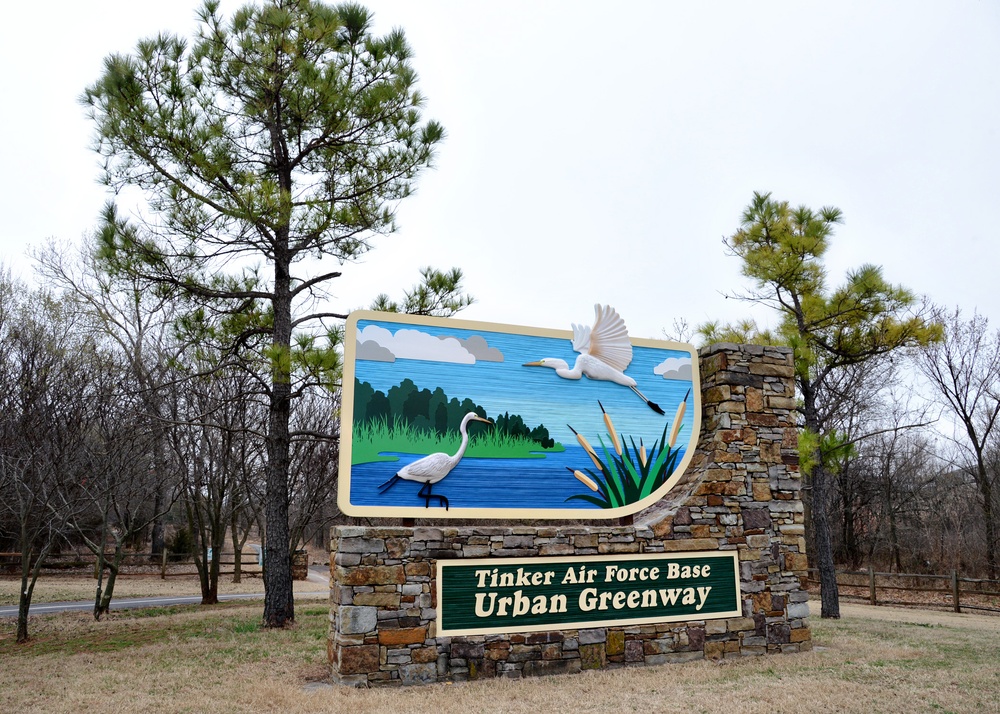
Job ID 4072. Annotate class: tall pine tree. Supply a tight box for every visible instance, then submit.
[701,191,940,618]
[83,0,447,627]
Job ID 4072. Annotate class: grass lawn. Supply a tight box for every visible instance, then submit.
[1,600,999,713]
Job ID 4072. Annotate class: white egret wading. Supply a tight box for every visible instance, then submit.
[523,304,665,415]
[378,412,493,510]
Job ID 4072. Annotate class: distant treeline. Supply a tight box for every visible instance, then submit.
[354,378,555,449]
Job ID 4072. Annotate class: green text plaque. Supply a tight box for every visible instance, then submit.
[436,551,741,636]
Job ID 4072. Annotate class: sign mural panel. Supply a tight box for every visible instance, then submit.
[436,552,741,636]
[337,306,701,519]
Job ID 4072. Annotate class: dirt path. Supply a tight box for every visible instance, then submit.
[811,598,1000,632]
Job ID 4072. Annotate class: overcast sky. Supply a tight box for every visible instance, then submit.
[1,0,997,342]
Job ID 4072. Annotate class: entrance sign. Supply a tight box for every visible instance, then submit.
[337,307,701,519]
[436,552,740,636]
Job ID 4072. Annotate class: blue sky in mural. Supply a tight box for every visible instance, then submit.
[351,318,695,447]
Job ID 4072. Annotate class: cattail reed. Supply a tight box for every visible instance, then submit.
[598,400,622,456]
[567,467,599,492]
[639,438,647,467]
[568,424,603,471]
[668,389,690,448]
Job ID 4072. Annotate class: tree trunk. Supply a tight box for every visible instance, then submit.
[263,254,294,627]
[96,551,126,619]
[17,552,33,643]
[812,462,841,618]
[888,506,902,573]
[150,487,166,559]
[978,468,997,579]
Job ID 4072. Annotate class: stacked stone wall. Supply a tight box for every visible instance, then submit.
[329,343,810,686]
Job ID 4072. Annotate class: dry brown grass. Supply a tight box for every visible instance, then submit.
[2,599,999,713]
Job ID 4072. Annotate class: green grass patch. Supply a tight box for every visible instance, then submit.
[351,417,563,464]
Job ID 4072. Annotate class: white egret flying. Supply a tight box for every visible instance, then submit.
[523,304,665,415]
[378,412,493,510]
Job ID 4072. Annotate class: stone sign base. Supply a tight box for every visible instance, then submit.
[329,343,810,686]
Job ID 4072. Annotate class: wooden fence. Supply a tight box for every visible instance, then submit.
[0,550,264,580]
[0,548,310,580]
[808,567,1000,614]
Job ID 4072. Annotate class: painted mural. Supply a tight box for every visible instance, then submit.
[337,306,701,519]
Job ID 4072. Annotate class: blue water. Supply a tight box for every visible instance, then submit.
[350,445,685,511]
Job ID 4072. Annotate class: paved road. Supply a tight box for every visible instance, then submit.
[0,567,330,618]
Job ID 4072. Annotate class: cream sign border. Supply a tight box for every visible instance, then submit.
[337,310,701,519]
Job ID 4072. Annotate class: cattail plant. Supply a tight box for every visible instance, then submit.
[566,401,686,509]
[567,424,603,471]
[598,400,622,456]
[567,467,599,491]
[668,388,690,448]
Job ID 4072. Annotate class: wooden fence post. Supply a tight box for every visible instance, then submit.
[952,570,960,613]
[869,566,877,606]
[161,549,167,580]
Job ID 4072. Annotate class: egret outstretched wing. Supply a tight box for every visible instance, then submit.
[574,304,632,372]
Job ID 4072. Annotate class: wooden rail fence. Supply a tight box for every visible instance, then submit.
[1,548,312,580]
[807,567,1000,614]
[0,551,264,580]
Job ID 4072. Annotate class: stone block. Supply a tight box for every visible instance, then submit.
[404,562,430,576]
[340,606,377,635]
[337,644,380,675]
[645,651,704,665]
[785,552,809,572]
[787,602,811,619]
[353,592,400,608]
[624,639,645,662]
[539,543,575,556]
[705,619,727,635]
[751,482,772,501]
[688,626,705,651]
[704,385,732,403]
[578,628,607,645]
[378,627,427,646]
[790,627,811,643]
[524,659,582,677]
[606,630,625,656]
[727,617,756,632]
[704,641,725,660]
[338,565,406,586]
[661,538,720,552]
[579,643,606,670]
[767,623,790,645]
[451,641,484,659]
[748,363,794,378]
[399,662,437,685]
[411,647,438,663]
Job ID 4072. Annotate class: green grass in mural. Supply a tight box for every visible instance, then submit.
[351,417,564,464]
[566,400,685,509]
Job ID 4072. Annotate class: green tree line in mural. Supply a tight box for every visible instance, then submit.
[353,378,557,462]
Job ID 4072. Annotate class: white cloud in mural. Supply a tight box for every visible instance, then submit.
[444,334,504,362]
[654,356,693,380]
[357,325,477,364]
[356,339,395,362]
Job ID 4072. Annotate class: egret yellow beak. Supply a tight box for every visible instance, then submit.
[522,360,544,367]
